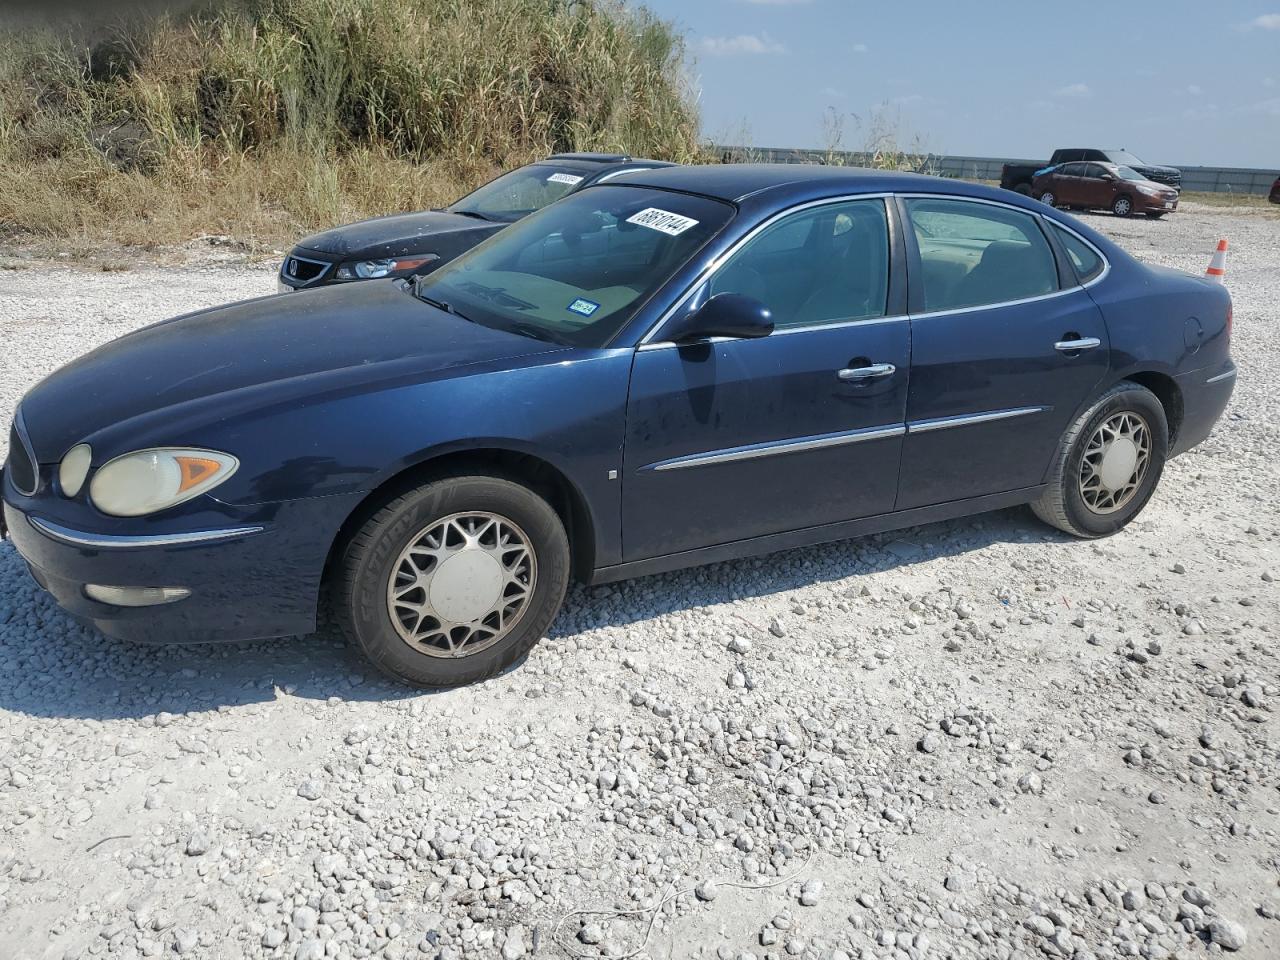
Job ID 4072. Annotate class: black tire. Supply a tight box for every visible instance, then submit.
[335,475,570,688]
[1031,382,1168,538]
[1037,190,1056,207]
[1145,212,1165,219]
[1013,183,1033,197]
[1112,195,1134,217]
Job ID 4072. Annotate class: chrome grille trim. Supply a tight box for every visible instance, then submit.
[281,253,333,287]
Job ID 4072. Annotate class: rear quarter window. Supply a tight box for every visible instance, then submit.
[1050,223,1106,284]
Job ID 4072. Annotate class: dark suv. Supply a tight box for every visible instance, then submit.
[279,153,673,292]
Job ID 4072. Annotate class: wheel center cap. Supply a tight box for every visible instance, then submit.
[1099,438,1139,491]
[429,549,504,624]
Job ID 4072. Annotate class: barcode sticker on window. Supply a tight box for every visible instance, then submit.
[626,208,700,236]
[547,173,584,185]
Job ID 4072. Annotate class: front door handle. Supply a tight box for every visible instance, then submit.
[838,363,896,381]
[1054,337,1101,353]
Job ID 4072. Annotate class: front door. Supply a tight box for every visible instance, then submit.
[622,197,909,560]
[1080,163,1118,209]
[897,196,1109,510]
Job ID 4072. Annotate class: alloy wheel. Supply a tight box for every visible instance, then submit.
[387,512,537,657]
[1040,191,1056,207]
[1078,411,1151,514]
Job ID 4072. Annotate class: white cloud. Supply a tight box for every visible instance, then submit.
[1249,12,1280,28]
[701,33,787,56]
[852,42,869,53]
[1054,83,1091,98]
[1187,84,1203,95]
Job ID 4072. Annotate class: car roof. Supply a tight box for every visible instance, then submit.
[602,163,1000,204]
[547,152,673,168]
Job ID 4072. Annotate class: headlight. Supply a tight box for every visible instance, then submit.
[58,443,93,497]
[89,448,239,517]
[1136,185,1161,196]
[334,255,439,281]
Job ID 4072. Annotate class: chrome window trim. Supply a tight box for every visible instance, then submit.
[907,406,1046,434]
[638,193,895,346]
[594,167,653,184]
[28,516,264,549]
[11,407,39,496]
[636,190,1112,348]
[898,191,1112,295]
[281,253,333,287]
[635,312,907,351]
[644,423,905,472]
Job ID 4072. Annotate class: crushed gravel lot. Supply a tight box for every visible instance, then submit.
[1,202,1278,960]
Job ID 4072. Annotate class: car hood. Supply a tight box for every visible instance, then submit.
[294,210,503,260]
[19,281,562,461]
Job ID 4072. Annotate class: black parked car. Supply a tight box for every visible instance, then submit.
[278,153,673,291]
[1002,148,1181,195]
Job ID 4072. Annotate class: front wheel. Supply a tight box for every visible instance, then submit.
[1112,195,1133,217]
[1031,382,1168,538]
[335,475,570,687]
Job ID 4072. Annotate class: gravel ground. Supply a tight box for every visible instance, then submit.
[1,203,1277,960]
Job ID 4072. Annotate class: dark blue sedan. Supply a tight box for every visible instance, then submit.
[2,166,1236,687]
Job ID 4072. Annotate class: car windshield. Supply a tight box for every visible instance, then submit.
[1107,150,1143,166]
[417,186,735,347]
[1114,165,1147,182]
[447,162,598,223]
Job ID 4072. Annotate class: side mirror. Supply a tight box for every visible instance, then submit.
[667,293,774,343]
[1100,173,1116,182]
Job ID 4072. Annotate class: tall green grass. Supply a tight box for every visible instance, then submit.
[0,0,701,246]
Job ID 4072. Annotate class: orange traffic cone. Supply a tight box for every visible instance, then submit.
[1205,238,1228,283]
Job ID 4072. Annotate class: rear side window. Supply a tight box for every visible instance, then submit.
[1051,223,1105,284]
[905,198,1059,313]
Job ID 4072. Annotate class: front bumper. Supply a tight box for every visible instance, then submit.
[2,482,361,644]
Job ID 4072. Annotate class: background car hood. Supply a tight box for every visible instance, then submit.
[294,210,503,260]
[20,281,561,461]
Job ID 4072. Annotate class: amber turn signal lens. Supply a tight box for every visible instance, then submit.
[176,456,223,492]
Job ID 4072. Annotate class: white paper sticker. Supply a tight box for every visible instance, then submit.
[626,207,700,236]
[547,172,584,186]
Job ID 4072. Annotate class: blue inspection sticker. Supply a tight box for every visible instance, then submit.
[567,298,600,317]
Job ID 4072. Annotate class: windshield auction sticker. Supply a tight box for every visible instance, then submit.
[626,208,700,236]
[547,173,584,186]
[567,298,600,317]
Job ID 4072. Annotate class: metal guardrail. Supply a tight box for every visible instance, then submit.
[716,146,1278,196]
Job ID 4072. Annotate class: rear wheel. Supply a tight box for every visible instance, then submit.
[1038,190,1057,207]
[1013,183,1033,197]
[1112,195,1133,217]
[335,475,570,687]
[1032,382,1168,538]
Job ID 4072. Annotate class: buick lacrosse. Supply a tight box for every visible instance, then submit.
[2,166,1235,687]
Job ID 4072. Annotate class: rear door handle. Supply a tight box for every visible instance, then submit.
[1054,337,1101,353]
[838,363,896,381]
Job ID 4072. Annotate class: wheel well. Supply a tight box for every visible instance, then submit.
[1125,372,1183,445]
[321,450,598,592]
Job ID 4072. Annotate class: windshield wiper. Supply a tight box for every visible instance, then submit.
[449,209,497,222]
[411,276,474,322]
[507,322,571,346]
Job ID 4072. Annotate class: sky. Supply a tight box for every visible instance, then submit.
[636,0,1280,168]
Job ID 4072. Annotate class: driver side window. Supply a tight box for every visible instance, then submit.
[707,199,889,329]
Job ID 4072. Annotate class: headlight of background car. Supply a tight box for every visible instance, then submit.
[1136,185,1161,197]
[88,448,239,517]
[334,255,438,281]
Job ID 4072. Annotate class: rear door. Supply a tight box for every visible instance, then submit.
[622,197,909,559]
[1053,163,1086,205]
[896,196,1109,509]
